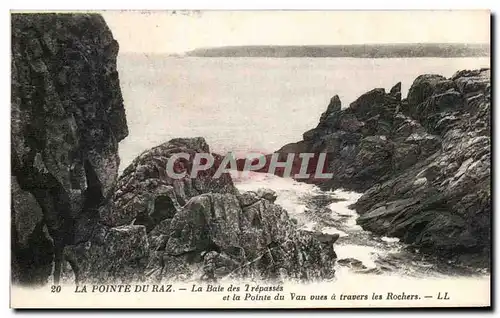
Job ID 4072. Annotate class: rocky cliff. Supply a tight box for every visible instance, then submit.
[11,13,128,285]
[98,138,338,283]
[11,14,339,285]
[63,138,338,283]
[277,68,491,266]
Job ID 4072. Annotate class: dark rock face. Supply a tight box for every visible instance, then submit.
[277,69,490,264]
[11,13,127,285]
[64,224,150,283]
[11,14,338,285]
[286,82,406,191]
[355,69,491,263]
[161,192,336,281]
[109,138,337,283]
[110,137,238,228]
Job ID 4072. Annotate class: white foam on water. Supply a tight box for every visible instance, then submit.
[381,236,401,243]
[231,171,490,283]
[321,226,348,237]
[232,171,320,218]
[233,172,363,238]
[335,244,379,269]
[328,189,364,231]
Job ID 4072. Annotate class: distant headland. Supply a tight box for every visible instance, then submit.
[184,43,489,58]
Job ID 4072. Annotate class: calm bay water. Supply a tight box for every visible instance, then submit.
[117,55,489,170]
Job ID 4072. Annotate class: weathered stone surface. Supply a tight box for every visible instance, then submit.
[64,225,149,283]
[111,137,239,228]
[107,136,338,282]
[11,13,128,285]
[11,14,339,285]
[156,191,337,282]
[11,177,44,250]
[273,68,490,265]
[354,69,490,263]
[277,83,407,190]
[319,95,342,122]
[256,188,278,203]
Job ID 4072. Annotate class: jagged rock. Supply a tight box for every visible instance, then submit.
[337,258,366,269]
[404,132,441,158]
[337,113,365,132]
[319,95,342,121]
[390,82,402,101]
[11,13,128,285]
[404,74,463,135]
[354,70,490,264]
[349,135,393,186]
[112,140,339,282]
[237,191,261,207]
[111,137,239,227]
[274,82,405,190]
[452,68,490,95]
[362,114,391,136]
[415,89,465,134]
[406,74,455,112]
[392,143,419,171]
[166,193,242,256]
[309,232,340,244]
[274,68,490,266]
[303,127,321,142]
[161,192,337,281]
[256,188,278,203]
[356,136,393,165]
[392,114,427,140]
[11,177,44,251]
[64,225,149,284]
[311,131,362,153]
[349,88,397,121]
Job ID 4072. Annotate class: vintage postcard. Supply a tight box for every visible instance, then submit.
[10,10,491,308]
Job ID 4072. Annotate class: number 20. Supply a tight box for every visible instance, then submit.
[51,285,61,293]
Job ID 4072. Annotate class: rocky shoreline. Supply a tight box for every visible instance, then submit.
[11,14,337,285]
[11,13,490,286]
[275,69,491,267]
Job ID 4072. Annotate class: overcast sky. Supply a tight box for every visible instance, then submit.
[101,10,490,54]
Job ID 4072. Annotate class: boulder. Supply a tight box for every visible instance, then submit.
[161,192,337,281]
[256,188,278,203]
[111,137,239,227]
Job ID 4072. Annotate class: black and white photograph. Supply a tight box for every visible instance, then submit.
[9,10,491,308]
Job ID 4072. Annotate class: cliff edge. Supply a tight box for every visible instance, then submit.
[11,13,128,285]
[277,68,491,266]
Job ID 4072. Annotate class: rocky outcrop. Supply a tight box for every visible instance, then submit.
[11,13,127,285]
[11,14,339,286]
[355,69,491,264]
[278,68,490,265]
[104,138,337,283]
[156,191,337,282]
[109,137,238,228]
[287,82,407,190]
